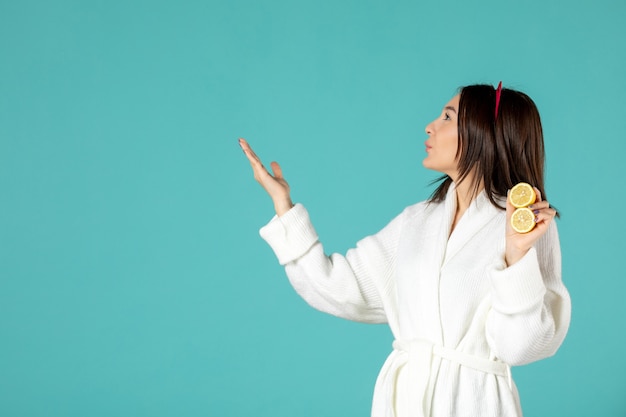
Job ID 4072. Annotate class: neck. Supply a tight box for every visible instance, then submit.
[449,175,484,236]
[455,179,483,213]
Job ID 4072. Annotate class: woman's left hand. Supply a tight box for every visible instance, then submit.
[505,187,557,266]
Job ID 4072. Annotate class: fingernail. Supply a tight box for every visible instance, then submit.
[534,216,539,223]
[533,209,540,215]
[528,204,534,209]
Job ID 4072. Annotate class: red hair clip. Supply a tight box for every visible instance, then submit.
[494,81,502,120]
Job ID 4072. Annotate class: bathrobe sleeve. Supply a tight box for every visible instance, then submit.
[486,221,571,366]
[259,203,404,323]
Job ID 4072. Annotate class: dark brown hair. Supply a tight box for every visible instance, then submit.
[429,84,552,212]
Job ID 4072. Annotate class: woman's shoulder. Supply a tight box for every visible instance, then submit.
[399,198,442,220]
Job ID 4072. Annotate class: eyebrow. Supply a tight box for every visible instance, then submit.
[444,106,457,113]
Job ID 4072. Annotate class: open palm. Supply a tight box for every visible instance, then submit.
[239,138,293,216]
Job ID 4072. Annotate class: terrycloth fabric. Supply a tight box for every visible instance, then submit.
[259,185,571,417]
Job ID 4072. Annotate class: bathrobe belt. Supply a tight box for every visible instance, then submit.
[392,339,511,417]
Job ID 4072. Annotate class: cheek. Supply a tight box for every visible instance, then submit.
[444,131,459,152]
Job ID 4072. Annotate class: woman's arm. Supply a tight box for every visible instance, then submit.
[260,204,404,323]
[486,221,571,366]
[240,138,400,323]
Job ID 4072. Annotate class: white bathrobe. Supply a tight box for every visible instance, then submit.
[259,185,571,417]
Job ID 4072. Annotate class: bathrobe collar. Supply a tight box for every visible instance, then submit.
[442,183,505,266]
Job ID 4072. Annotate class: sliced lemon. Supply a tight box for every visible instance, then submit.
[509,182,537,208]
[511,207,536,233]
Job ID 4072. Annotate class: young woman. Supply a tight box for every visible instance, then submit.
[239,84,571,417]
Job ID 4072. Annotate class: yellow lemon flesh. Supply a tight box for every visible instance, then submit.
[511,207,536,233]
[509,182,537,208]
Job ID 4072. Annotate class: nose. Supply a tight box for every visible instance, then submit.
[425,121,433,135]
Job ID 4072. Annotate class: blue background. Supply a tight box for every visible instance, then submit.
[1,0,625,416]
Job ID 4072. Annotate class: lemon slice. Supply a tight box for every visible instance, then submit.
[509,182,537,208]
[511,207,536,233]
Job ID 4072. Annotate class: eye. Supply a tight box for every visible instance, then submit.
[443,112,451,121]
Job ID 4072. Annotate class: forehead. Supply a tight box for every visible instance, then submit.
[445,94,460,109]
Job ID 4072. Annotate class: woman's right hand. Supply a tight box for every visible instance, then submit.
[239,138,294,216]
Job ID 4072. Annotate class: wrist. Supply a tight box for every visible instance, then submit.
[505,246,529,267]
[274,199,294,216]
